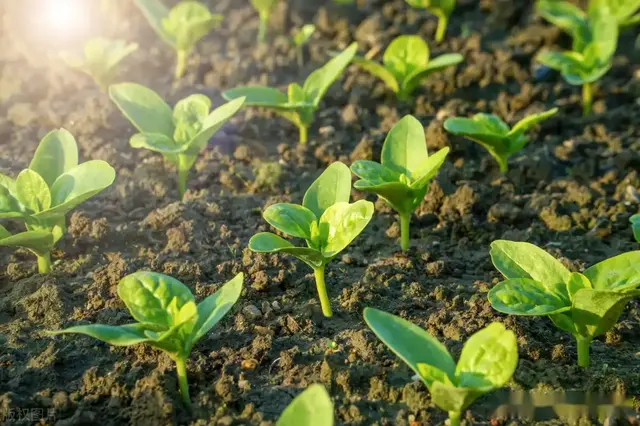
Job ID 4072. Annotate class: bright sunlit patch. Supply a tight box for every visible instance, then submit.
[35,0,91,40]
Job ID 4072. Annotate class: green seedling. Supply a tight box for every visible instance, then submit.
[405,0,456,42]
[277,384,334,426]
[352,35,463,100]
[60,37,138,91]
[249,162,374,317]
[250,0,278,43]
[443,108,558,172]
[48,271,243,409]
[630,214,640,242]
[222,43,357,144]
[538,0,640,36]
[0,129,115,274]
[536,1,618,115]
[364,308,517,426]
[351,115,448,251]
[109,83,244,200]
[134,0,223,78]
[488,240,640,368]
[293,24,316,67]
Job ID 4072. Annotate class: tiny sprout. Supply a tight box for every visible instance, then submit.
[134,0,223,78]
[250,0,278,43]
[405,0,456,42]
[351,115,449,251]
[277,384,334,426]
[443,108,558,172]
[60,37,138,91]
[630,214,640,242]
[249,162,374,317]
[352,35,463,100]
[223,43,357,144]
[48,272,243,409]
[0,129,115,273]
[109,83,244,200]
[293,24,316,67]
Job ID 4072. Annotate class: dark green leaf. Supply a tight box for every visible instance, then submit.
[488,278,571,315]
[29,129,78,187]
[302,162,351,219]
[263,203,317,240]
[353,180,417,215]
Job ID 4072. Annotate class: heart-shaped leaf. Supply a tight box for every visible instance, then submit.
[249,232,326,268]
[318,200,374,257]
[383,36,429,83]
[276,384,334,426]
[29,129,78,187]
[571,289,634,338]
[109,82,175,136]
[15,169,51,213]
[303,162,351,219]
[381,115,429,178]
[263,203,317,240]
[162,1,221,52]
[488,278,571,315]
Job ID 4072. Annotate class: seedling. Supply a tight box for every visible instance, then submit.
[0,129,115,274]
[276,384,334,426]
[222,43,357,144]
[352,35,463,100]
[364,308,517,426]
[134,0,223,78]
[293,24,316,67]
[48,271,243,409]
[488,240,640,368]
[248,162,374,317]
[60,37,138,91]
[536,0,618,115]
[250,0,278,43]
[405,0,456,42]
[351,115,449,251]
[443,108,558,172]
[630,214,640,242]
[109,83,244,200]
[538,0,640,36]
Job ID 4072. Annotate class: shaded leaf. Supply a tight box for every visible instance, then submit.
[350,161,400,186]
[571,289,633,338]
[488,278,571,315]
[353,180,417,215]
[0,230,56,256]
[248,232,325,268]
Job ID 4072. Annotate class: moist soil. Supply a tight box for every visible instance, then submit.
[1,0,640,425]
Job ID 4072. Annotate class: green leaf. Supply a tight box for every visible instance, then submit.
[0,185,24,219]
[401,53,463,96]
[594,0,640,23]
[29,129,78,188]
[410,147,449,190]
[428,381,483,415]
[263,203,317,240]
[248,232,326,268]
[444,115,509,154]
[0,224,10,239]
[0,230,56,256]
[488,278,571,315]
[631,214,640,242]
[118,271,195,329]
[302,162,352,219]
[134,0,176,47]
[130,133,183,153]
[455,322,518,390]
[583,251,640,291]
[109,83,175,136]
[276,384,334,426]
[587,3,618,64]
[34,161,116,218]
[288,83,307,104]
[189,272,243,346]
[416,363,455,387]
[536,0,590,51]
[363,307,456,384]
[318,200,374,257]
[351,56,400,94]
[172,94,211,144]
[350,161,400,186]
[353,180,418,215]
[383,36,429,84]
[566,272,592,301]
[509,108,558,137]
[222,86,294,108]
[47,323,152,346]
[571,289,634,338]
[161,1,221,52]
[381,115,429,178]
[303,42,357,106]
[293,24,316,47]
[15,169,51,213]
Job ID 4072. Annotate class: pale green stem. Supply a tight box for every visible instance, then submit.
[298,123,309,144]
[582,82,592,116]
[314,266,332,317]
[448,411,461,426]
[577,337,591,368]
[175,50,187,79]
[37,252,51,274]
[178,168,189,201]
[400,213,411,252]
[497,157,509,173]
[175,356,191,408]
[257,14,268,43]
[436,14,448,43]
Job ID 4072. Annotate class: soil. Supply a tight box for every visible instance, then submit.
[1,0,640,425]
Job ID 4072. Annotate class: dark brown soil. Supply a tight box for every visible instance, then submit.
[1,0,639,425]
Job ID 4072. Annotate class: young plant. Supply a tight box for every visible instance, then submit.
[0,129,115,273]
[443,108,558,172]
[47,271,243,409]
[405,0,456,42]
[538,0,640,36]
[248,162,374,317]
[352,35,463,100]
[276,384,334,426]
[250,0,278,43]
[109,83,244,200]
[351,115,449,251]
[222,43,357,144]
[630,214,640,242]
[535,1,618,115]
[134,0,223,78]
[293,24,316,67]
[488,240,640,368]
[364,308,518,426]
[60,37,138,91]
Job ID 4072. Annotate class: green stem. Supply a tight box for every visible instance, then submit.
[177,168,189,201]
[399,213,411,252]
[37,252,51,274]
[582,82,592,116]
[314,266,332,317]
[257,15,268,43]
[577,337,591,368]
[436,14,448,43]
[497,157,509,173]
[175,356,191,408]
[448,411,461,426]
[298,123,308,144]
[175,50,187,79]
